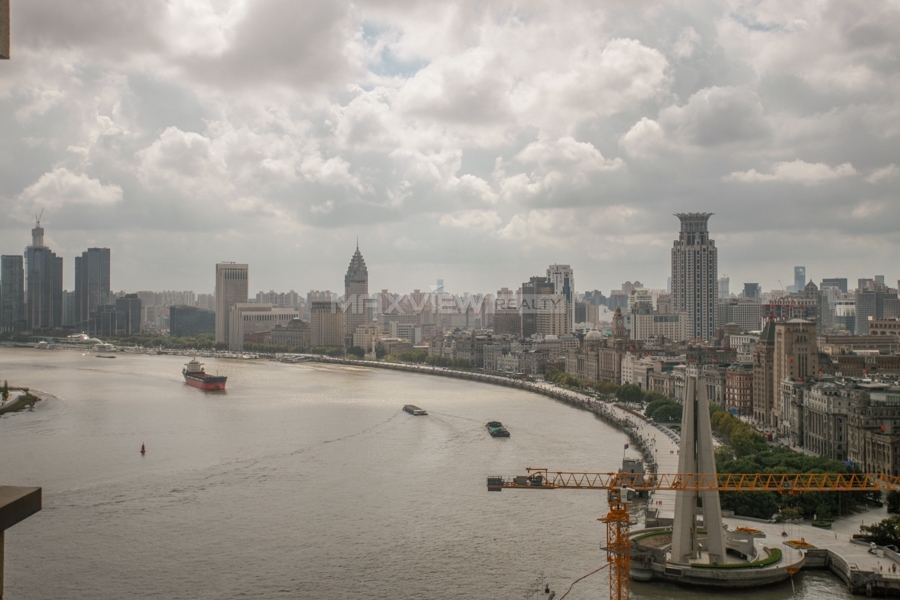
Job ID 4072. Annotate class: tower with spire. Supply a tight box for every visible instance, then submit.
[24,214,63,331]
[343,242,369,345]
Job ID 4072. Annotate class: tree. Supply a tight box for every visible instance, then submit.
[347,346,365,358]
[862,515,900,546]
[616,384,644,404]
[888,491,900,514]
[652,404,682,423]
[730,428,757,459]
[374,343,386,359]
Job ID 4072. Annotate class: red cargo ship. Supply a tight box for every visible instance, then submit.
[182,358,227,391]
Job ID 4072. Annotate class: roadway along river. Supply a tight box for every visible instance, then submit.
[0,348,851,599]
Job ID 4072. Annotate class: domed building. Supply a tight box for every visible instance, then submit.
[565,307,644,385]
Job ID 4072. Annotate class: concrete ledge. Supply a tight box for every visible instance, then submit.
[0,486,42,531]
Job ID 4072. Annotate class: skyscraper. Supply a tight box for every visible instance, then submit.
[717,275,730,298]
[74,247,110,334]
[521,276,554,338]
[215,263,248,344]
[343,244,369,345]
[671,213,718,341]
[1,255,26,332]
[743,283,761,301]
[794,266,806,292]
[25,219,63,331]
[546,264,574,332]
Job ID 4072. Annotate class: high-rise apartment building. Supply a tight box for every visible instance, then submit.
[215,263,248,344]
[343,244,369,345]
[0,255,26,332]
[25,219,63,331]
[546,264,574,331]
[671,213,717,341]
[74,247,110,333]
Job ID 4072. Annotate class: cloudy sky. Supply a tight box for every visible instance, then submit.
[1,0,898,296]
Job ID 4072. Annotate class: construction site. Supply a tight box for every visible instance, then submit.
[489,370,900,599]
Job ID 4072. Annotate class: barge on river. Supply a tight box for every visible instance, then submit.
[486,421,510,437]
[403,404,428,415]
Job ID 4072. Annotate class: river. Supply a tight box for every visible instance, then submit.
[0,348,851,599]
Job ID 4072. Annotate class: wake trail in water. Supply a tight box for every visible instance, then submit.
[319,409,403,447]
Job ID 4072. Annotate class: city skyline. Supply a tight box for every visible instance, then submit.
[1,217,895,300]
[1,2,898,293]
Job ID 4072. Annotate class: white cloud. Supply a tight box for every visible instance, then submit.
[516,137,623,173]
[621,86,768,157]
[866,164,899,184]
[18,168,123,210]
[439,209,502,231]
[672,27,701,58]
[136,127,232,196]
[495,137,623,204]
[725,160,857,185]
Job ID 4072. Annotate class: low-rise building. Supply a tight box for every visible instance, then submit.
[229,303,299,351]
[271,318,310,351]
[353,323,382,352]
[630,301,688,342]
[803,381,860,461]
[848,384,900,476]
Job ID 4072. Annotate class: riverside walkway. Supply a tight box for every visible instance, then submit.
[311,357,900,594]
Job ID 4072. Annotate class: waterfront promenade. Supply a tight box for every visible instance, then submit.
[314,356,900,592]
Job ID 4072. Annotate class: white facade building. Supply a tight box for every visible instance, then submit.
[228,303,298,351]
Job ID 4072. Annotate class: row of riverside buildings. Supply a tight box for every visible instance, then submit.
[8,215,900,476]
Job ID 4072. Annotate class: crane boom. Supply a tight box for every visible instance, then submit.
[487,469,900,493]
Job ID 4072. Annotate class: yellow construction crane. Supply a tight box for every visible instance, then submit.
[487,469,900,600]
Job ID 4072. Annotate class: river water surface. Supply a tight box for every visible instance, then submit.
[0,348,851,599]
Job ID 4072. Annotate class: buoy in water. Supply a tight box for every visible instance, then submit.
[141,443,146,455]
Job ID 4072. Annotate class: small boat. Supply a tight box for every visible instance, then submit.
[486,421,510,437]
[183,358,227,391]
[403,405,428,416]
[95,355,117,359]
